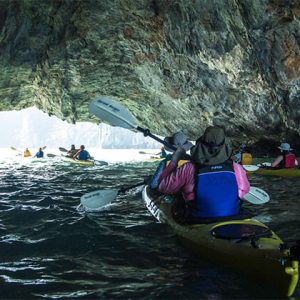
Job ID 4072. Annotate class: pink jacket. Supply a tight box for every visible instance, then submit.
[158,161,250,201]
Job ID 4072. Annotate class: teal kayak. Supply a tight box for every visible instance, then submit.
[142,186,299,297]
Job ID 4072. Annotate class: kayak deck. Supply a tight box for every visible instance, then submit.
[63,157,95,166]
[142,186,299,297]
[247,167,300,177]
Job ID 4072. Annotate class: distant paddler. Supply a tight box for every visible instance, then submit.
[34,147,45,158]
[271,143,298,168]
[156,146,167,159]
[231,144,253,165]
[24,148,32,157]
[66,144,79,158]
[74,145,92,161]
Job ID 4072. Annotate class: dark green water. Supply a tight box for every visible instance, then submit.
[0,158,299,299]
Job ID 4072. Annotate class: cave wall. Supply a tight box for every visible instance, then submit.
[0,0,299,152]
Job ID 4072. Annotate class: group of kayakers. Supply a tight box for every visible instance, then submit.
[231,142,298,168]
[21,144,92,161]
[66,145,92,160]
[23,147,45,158]
[148,126,298,224]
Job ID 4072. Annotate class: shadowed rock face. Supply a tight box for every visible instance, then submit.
[0,0,299,154]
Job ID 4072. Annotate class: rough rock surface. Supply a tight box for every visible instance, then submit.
[0,0,300,154]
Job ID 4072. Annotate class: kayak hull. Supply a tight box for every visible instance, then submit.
[250,167,300,177]
[142,186,299,297]
[63,157,95,166]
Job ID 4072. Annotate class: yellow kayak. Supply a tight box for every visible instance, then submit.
[142,186,299,297]
[63,157,95,166]
[248,167,300,177]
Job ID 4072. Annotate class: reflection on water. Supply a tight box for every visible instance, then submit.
[0,154,299,299]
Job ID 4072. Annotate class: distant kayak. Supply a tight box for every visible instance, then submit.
[142,185,299,297]
[62,156,108,166]
[63,157,95,166]
[247,167,300,177]
[145,156,164,162]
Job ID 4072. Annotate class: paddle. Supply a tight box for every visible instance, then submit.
[242,186,270,204]
[80,182,145,210]
[89,96,177,151]
[47,153,58,158]
[59,147,68,153]
[139,151,157,155]
[257,162,272,167]
[81,184,269,210]
[11,146,22,154]
[243,165,259,172]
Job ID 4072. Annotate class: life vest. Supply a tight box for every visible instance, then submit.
[78,150,89,160]
[36,151,44,158]
[193,160,239,218]
[24,150,31,157]
[284,153,296,168]
[241,153,252,165]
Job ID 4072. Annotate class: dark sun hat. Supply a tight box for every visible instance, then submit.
[164,132,193,152]
[191,126,232,165]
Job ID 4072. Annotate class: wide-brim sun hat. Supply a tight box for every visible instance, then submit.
[278,143,292,151]
[191,126,232,165]
[164,132,193,152]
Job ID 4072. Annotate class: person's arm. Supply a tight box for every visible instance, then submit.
[271,155,283,168]
[158,162,195,201]
[233,162,250,199]
[74,150,80,159]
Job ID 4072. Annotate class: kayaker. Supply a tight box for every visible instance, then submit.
[24,148,31,157]
[157,126,250,223]
[74,145,91,161]
[67,144,78,158]
[149,132,193,191]
[271,143,298,168]
[34,147,44,158]
[232,144,253,165]
[156,147,167,158]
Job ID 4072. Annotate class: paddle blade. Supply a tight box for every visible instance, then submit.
[11,147,21,153]
[243,165,259,172]
[257,162,272,167]
[243,187,270,205]
[80,189,118,209]
[89,96,138,130]
[47,153,57,158]
[94,160,109,166]
[59,147,68,152]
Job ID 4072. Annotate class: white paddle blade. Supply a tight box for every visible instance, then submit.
[89,96,138,130]
[80,189,118,209]
[243,165,259,172]
[243,186,270,205]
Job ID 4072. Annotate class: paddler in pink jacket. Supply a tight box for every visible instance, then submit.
[158,126,250,223]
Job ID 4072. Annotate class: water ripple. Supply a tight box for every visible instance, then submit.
[0,158,299,298]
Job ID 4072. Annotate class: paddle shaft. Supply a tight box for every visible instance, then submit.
[136,127,177,151]
[118,182,145,194]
